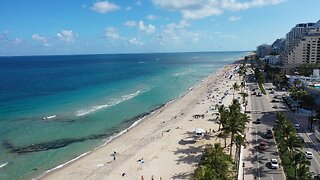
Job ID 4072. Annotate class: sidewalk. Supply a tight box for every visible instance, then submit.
[241,88,256,180]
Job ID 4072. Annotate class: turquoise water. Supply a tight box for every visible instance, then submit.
[0,52,248,179]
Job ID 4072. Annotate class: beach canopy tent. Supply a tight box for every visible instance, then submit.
[194,128,205,135]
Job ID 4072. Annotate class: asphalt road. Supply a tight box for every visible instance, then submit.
[246,82,285,180]
[265,84,320,179]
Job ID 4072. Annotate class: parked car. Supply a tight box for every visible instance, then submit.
[266,129,273,138]
[259,141,267,150]
[255,119,261,124]
[270,159,279,169]
[306,151,313,159]
[295,124,301,130]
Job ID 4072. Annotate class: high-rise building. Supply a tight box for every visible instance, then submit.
[284,29,320,73]
[271,38,285,54]
[285,23,315,49]
[256,44,271,58]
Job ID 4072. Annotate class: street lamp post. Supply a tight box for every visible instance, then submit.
[242,162,245,180]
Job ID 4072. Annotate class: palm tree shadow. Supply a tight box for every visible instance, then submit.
[171,171,193,180]
[173,145,205,165]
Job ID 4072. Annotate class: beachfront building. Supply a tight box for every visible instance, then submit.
[287,69,320,87]
[264,55,280,66]
[256,44,271,58]
[283,29,320,74]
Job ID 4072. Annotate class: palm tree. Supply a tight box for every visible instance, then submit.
[292,150,311,179]
[234,134,246,159]
[239,92,248,105]
[232,82,240,99]
[284,132,302,152]
[194,143,234,180]
[296,164,313,180]
[274,74,282,88]
[226,99,249,155]
[294,79,302,87]
[217,105,227,131]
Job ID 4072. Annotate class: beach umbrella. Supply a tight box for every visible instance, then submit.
[194,128,205,134]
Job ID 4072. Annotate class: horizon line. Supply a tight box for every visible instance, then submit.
[0,50,254,58]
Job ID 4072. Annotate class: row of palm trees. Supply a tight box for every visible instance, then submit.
[217,99,249,157]
[273,112,312,180]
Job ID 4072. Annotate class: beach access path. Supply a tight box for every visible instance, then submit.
[42,63,241,180]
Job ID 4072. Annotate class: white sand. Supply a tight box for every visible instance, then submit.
[42,63,241,180]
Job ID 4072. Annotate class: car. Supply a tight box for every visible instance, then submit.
[305,151,313,159]
[272,99,280,103]
[252,92,256,95]
[273,105,279,109]
[266,129,273,138]
[255,119,261,124]
[259,141,267,150]
[295,124,301,130]
[270,159,279,169]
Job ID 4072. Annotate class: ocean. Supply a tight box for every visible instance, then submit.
[0,52,247,179]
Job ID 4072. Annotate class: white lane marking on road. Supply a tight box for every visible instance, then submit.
[255,126,261,180]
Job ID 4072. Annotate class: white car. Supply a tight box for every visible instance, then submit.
[305,151,313,159]
[270,159,279,169]
[295,124,301,130]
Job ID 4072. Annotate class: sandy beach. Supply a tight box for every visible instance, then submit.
[42,63,241,180]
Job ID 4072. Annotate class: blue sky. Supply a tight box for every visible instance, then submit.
[0,0,319,56]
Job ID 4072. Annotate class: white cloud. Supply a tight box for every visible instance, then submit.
[156,21,200,46]
[128,37,143,45]
[123,21,156,34]
[57,30,76,43]
[153,0,204,10]
[221,34,237,39]
[91,1,120,14]
[123,21,138,27]
[146,14,158,20]
[181,5,222,20]
[221,0,286,10]
[32,34,52,47]
[105,27,120,40]
[152,0,286,20]
[126,6,132,10]
[228,15,241,21]
[104,27,143,46]
[138,21,156,34]
[32,34,46,41]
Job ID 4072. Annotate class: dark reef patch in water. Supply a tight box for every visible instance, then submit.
[3,103,167,154]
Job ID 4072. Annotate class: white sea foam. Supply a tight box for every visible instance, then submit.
[76,90,142,117]
[42,115,57,120]
[0,162,8,169]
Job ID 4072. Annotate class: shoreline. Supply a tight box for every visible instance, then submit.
[40,62,240,180]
